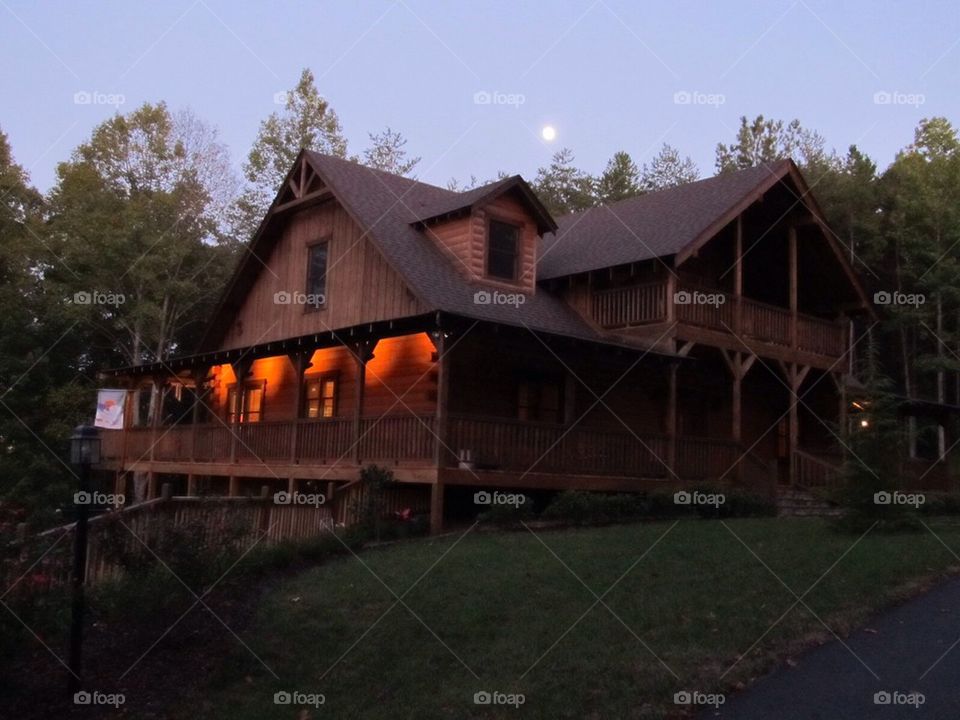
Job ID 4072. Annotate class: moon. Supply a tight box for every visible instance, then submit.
[541,125,557,142]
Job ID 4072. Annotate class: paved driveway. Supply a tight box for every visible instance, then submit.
[700,577,960,719]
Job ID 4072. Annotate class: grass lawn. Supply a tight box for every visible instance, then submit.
[180,518,960,719]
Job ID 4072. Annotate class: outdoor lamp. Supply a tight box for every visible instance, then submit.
[70,425,101,466]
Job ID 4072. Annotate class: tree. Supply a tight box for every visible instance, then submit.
[238,68,348,237]
[46,103,238,374]
[532,148,596,216]
[877,118,960,458]
[0,129,89,520]
[715,115,835,174]
[362,127,420,176]
[640,143,700,192]
[596,151,641,203]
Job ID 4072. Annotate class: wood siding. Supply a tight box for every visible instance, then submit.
[219,200,423,350]
[424,192,538,293]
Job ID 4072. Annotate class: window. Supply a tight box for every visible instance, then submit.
[226,382,265,423]
[305,376,337,419]
[487,220,519,281]
[305,241,328,309]
[518,381,561,423]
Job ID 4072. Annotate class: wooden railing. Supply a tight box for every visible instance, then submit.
[101,415,438,468]
[676,436,741,479]
[793,450,842,490]
[592,282,667,328]
[589,280,845,358]
[448,414,738,479]
[297,419,355,463]
[359,414,436,462]
[234,421,293,462]
[742,297,792,346]
[3,491,334,591]
[797,315,845,356]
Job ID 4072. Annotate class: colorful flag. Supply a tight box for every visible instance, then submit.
[94,389,127,430]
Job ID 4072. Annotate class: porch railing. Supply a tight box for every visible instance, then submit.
[590,280,845,357]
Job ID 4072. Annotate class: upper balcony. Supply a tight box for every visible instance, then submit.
[590,279,847,362]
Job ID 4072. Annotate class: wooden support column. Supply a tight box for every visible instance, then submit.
[779,361,810,485]
[665,271,677,324]
[666,362,678,478]
[431,331,451,469]
[147,375,164,499]
[186,475,197,496]
[288,350,314,464]
[189,365,208,463]
[430,479,445,536]
[788,225,798,349]
[228,476,240,497]
[351,340,377,465]
[564,371,577,426]
[430,330,450,535]
[734,214,744,335]
[721,350,756,482]
[229,357,253,464]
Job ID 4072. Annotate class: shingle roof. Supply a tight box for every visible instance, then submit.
[538,161,789,279]
[304,152,603,343]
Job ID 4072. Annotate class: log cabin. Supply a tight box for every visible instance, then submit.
[99,151,891,532]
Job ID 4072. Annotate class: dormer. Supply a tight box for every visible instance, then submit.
[412,176,556,295]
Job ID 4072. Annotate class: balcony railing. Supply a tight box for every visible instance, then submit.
[101,413,751,483]
[102,414,436,467]
[591,280,846,358]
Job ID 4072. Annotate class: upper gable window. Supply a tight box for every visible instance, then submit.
[487,220,520,281]
[305,241,328,309]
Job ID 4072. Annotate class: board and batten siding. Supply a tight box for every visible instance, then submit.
[219,199,424,350]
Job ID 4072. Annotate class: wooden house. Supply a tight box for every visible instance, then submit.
[100,152,883,532]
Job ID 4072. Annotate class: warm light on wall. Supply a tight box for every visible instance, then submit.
[366,332,436,380]
[860,419,869,428]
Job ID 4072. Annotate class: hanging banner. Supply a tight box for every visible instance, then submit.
[94,389,127,430]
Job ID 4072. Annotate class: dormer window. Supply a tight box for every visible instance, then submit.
[487,220,520,281]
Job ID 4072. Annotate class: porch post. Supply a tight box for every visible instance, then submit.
[352,340,376,465]
[229,357,253,464]
[666,362,678,479]
[147,375,163,499]
[190,365,208,463]
[430,330,450,535]
[788,225,798,349]
[734,214,743,335]
[288,350,313,464]
[784,362,810,485]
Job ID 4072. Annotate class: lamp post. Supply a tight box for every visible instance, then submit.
[68,424,100,695]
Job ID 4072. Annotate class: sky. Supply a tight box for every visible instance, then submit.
[1,0,958,193]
